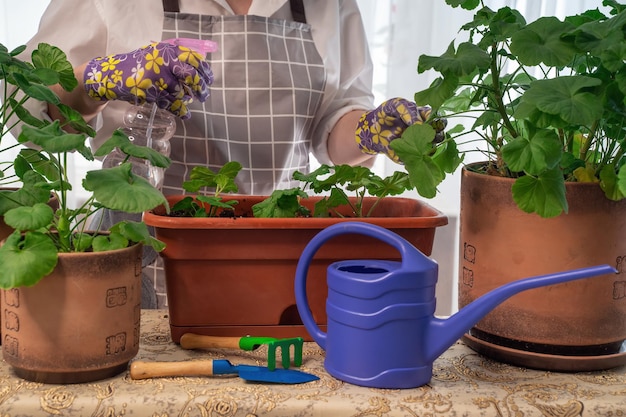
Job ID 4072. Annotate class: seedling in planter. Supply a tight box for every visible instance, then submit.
[171,161,242,217]
[294,164,412,217]
[251,187,311,218]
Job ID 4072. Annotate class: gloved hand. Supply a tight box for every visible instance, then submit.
[355,98,446,163]
[83,41,214,119]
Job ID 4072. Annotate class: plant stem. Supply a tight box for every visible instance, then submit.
[489,43,518,140]
[580,120,599,163]
[55,151,72,251]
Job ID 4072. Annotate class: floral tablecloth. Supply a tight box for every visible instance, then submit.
[2,310,626,416]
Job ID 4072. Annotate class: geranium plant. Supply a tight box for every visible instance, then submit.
[291,164,412,218]
[0,42,170,288]
[170,161,242,217]
[252,164,412,218]
[391,0,626,217]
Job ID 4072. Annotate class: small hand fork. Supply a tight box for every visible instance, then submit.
[180,333,304,371]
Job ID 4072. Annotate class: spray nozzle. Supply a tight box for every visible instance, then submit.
[162,38,218,55]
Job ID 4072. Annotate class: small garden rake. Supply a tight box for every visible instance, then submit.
[180,333,304,371]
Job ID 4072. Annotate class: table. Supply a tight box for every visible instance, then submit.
[2,310,626,416]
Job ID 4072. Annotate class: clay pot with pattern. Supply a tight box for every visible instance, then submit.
[459,164,626,371]
[0,191,59,346]
[1,242,142,384]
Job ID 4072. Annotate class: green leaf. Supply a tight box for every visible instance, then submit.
[7,98,47,128]
[511,169,568,218]
[18,121,89,154]
[366,171,411,198]
[30,67,60,85]
[511,16,578,66]
[488,7,527,40]
[445,0,480,10]
[390,124,445,198]
[334,165,375,192]
[55,103,97,137]
[9,44,27,57]
[414,75,460,113]
[519,76,603,126]
[418,42,491,78]
[618,163,626,195]
[31,43,77,92]
[501,129,562,175]
[96,129,171,168]
[568,8,626,56]
[0,231,58,288]
[3,203,54,231]
[296,164,366,194]
[94,129,127,156]
[214,173,239,194]
[171,196,199,215]
[182,162,242,193]
[560,152,585,176]
[195,195,238,211]
[218,161,244,180]
[0,171,51,216]
[11,72,60,104]
[92,232,129,252]
[432,140,463,174]
[110,220,166,251]
[82,163,167,213]
[606,164,626,200]
[293,165,331,186]
[73,233,94,252]
[313,188,350,217]
[16,148,61,182]
[252,188,309,218]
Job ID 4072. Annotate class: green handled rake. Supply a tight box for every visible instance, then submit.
[180,333,304,371]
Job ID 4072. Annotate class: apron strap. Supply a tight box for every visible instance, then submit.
[289,0,307,23]
[163,0,180,13]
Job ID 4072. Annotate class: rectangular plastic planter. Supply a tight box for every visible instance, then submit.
[143,195,448,342]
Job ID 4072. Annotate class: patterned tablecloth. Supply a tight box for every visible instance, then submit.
[2,309,626,416]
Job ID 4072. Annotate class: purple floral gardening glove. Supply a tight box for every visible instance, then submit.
[84,41,214,119]
[356,98,446,163]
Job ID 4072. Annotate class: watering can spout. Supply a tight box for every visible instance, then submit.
[425,264,617,363]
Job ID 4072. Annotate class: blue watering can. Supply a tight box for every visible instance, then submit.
[294,221,616,389]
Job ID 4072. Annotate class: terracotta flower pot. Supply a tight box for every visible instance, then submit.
[1,191,59,346]
[459,165,626,371]
[1,243,143,383]
[144,195,448,342]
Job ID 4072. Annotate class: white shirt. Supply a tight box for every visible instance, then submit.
[15,0,374,164]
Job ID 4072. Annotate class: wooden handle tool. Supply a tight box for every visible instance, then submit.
[129,359,319,384]
[130,360,216,379]
[180,334,244,350]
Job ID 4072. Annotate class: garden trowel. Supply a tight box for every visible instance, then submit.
[129,359,318,384]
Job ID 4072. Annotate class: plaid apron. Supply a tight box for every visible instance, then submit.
[143,1,326,307]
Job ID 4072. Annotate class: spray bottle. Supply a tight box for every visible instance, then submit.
[102,38,218,188]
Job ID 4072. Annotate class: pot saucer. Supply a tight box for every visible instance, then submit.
[462,333,626,372]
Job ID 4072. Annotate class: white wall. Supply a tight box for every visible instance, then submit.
[0,0,50,163]
[0,0,100,207]
[0,2,49,48]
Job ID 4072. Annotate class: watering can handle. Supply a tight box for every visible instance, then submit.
[294,221,428,349]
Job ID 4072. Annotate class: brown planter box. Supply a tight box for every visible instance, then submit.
[144,195,447,342]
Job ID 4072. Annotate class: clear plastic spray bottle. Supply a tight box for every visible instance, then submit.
[102,38,218,189]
